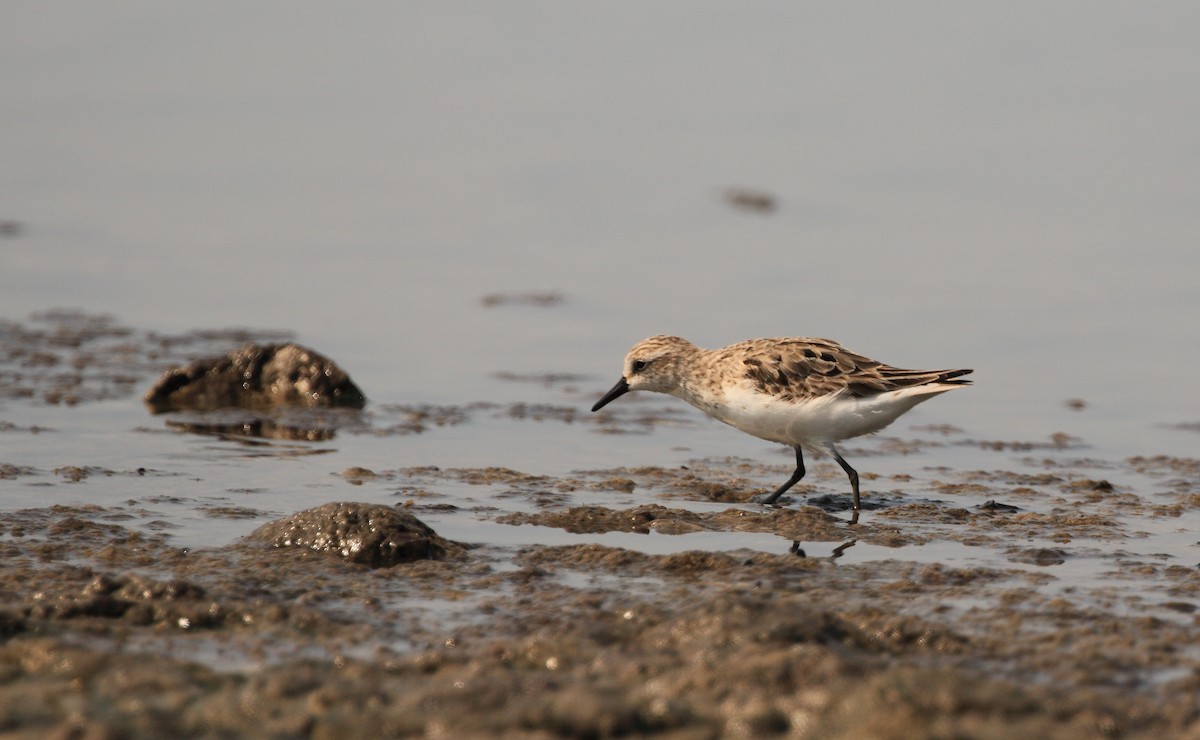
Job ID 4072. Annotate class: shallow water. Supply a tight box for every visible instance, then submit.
[3,2,1200,703]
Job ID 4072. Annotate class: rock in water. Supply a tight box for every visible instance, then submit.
[144,343,366,413]
[247,503,462,567]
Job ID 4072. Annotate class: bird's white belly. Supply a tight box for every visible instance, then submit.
[685,384,932,448]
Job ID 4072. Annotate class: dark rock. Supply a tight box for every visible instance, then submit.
[247,502,462,567]
[144,343,366,413]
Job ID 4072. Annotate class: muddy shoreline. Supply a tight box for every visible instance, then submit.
[2,312,1200,737]
[2,497,1198,737]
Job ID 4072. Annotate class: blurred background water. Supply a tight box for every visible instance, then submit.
[2,3,1199,546]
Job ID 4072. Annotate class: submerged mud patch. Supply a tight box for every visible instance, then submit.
[498,503,905,546]
[0,310,295,407]
[0,310,698,445]
[480,290,565,308]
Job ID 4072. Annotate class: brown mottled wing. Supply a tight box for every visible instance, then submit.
[846,365,973,397]
[740,339,971,401]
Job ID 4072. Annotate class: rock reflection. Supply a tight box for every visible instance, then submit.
[166,417,336,442]
[161,407,365,445]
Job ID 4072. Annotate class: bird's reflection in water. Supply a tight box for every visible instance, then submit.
[789,539,856,560]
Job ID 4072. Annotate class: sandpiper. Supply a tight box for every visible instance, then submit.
[591,335,972,521]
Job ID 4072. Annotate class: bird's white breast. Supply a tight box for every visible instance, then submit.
[679,381,937,448]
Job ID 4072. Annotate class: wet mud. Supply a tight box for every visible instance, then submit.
[3,311,1200,736]
[247,502,467,567]
[2,493,1199,738]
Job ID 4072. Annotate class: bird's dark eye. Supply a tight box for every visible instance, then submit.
[631,359,648,373]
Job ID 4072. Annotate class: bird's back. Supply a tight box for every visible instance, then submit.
[688,337,972,447]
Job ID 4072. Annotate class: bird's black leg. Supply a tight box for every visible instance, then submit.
[829,446,860,512]
[761,447,805,504]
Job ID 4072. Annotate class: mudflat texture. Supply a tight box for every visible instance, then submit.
[1,499,1198,737]
[1,312,1199,737]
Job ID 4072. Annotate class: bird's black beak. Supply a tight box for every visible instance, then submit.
[591,377,630,412]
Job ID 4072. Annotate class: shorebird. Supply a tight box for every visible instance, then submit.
[591,335,972,521]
